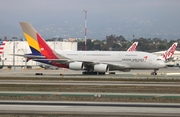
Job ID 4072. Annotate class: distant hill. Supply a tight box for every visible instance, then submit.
[0,17,180,40]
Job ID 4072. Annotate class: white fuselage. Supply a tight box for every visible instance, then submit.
[55,50,166,70]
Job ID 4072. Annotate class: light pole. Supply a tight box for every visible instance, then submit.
[83,10,87,50]
[12,37,17,70]
[53,36,59,50]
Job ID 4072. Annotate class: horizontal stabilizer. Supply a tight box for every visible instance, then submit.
[32,59,72,63]
[10,54,46,59]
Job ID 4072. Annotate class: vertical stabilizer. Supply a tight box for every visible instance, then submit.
[162,42,178,61]
[19,22,58,59]
[0,37,7,57]
[127,42,138,51]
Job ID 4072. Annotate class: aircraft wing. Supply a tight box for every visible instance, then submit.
[30,58,130,69]
[78,61,131,69]
[54,59,130,69]
[31,59,96,64]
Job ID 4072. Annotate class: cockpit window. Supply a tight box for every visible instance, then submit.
[157,59,162,61]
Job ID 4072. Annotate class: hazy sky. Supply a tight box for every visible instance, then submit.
[0,0,180,40]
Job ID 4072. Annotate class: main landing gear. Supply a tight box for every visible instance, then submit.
[82,71,105,75]
[151,69,157,75]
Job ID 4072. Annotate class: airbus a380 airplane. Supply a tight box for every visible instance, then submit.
[19,22,166,75]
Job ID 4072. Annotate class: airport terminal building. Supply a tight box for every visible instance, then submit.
[0,41,77,69]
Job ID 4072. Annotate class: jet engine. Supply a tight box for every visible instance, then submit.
[69,62,84,70]
[94,64,109,72]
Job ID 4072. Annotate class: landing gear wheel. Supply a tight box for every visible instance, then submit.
[152,72,157,75]
[151,72,157,75]
[98,72,105,75]
[109,72,115,74]
[82,72,86,75]
[151,69,157,75]
[82,71,98,75]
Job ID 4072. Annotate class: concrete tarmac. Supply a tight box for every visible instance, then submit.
[1,68,180,116]
[1,80,180,86]
[0,101,180,116]
[0,67,180,78]
[0,91,180,98]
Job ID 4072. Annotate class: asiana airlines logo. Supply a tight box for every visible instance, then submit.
[40,48,44,51]
[122,56,148,62]
[144,56,148,60]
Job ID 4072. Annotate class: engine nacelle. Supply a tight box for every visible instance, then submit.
[94,64,109,72]
[69,62,84,70]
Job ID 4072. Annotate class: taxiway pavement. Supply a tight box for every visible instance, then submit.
[0,101,180,116]
[0,67,180,78]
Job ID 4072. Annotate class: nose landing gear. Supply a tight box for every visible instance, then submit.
[151,69,157,75]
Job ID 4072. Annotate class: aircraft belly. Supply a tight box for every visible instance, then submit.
[129,62,160,69]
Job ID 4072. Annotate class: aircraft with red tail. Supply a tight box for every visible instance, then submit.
[17,22,166,75]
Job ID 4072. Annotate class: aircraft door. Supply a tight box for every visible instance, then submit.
[149,59,152,65]
[118,53,122,62]
[79,53,82,58]
[62,52,65,56]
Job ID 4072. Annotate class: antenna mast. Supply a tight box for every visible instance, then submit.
[83,10,87,50]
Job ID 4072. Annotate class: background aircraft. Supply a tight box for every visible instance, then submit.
[127,42,138,51]
[0,37,7,61]
[19,22,166,75]
[159,42,178,62]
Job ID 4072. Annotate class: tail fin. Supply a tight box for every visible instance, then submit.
[0,37,7,57]
[19,22,59,59]
[127,42,138,51]
[162,42,178,61]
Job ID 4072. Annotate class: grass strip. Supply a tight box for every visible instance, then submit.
[0,77,180,82]
[1,84,180,93]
